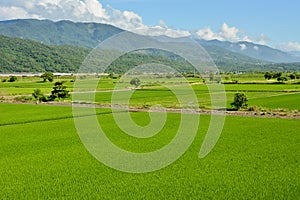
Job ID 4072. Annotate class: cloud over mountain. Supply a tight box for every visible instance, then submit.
[0,0,298,52]
[277,42,300,52]
[195,23,268,45]
[0,0,190,38]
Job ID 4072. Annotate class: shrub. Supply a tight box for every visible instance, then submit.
[14,96,33,102]
[32,89,47,103]
[248,106,260,112]
[8,76,17,82]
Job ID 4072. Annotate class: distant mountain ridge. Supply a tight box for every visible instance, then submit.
[0,19,123,48]
[0,19,300,72]
[1,34,299,73]
[197,39,300,63]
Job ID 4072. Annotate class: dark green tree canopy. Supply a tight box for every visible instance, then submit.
[231,93,248,110]
[130,78,141,88]
[264,72,272,80]
[49,81,70,100]
[8,76,17,82]
[41,72,54,82]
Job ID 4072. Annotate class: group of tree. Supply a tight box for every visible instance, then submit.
[288,73,300,80]
[32,81,69,103]
[1,76,18,82]
[264,72,282,80]
[8,76,17,82]
[264,72,299,82]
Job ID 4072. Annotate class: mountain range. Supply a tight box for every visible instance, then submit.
[0,19,122,48]
[0,19,299,73]
[197,39,300,63]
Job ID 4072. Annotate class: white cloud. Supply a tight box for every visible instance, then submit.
[135,22,191,38]
[0,6,37,19]
[0,1,287,45]
[277,42,300,52]
[0,0,190,38]
[242,35,252,43]
[239,44,247,50]
[0,0,109,23]
[253,46,259,51]
[255,33,269,45]
[158,20,167,28]
[220,23,239,42]
[105,5,144,30]
[195,23,271,45]
[196,26,223,41]
[196,23,243,42]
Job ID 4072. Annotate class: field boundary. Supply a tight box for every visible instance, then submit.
[1,101,299,119]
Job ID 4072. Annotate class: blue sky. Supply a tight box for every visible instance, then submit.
[99,0,299,46]
[0,0,299,51]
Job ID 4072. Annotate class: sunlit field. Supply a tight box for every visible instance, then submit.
[0,103,299,199]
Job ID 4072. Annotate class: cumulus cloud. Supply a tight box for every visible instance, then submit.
[135,23,191,38]
[220,23,239,42]
[0,0,190,38]
[195,26,223,41]
[196,23,243,42]
[0,6,38,19]
[195,23,270,45]
[277,42,300,52]
[1,0,112,24]
[254,33,269,45]
[0,1,280,43]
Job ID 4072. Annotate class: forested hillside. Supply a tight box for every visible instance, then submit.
[0,19,123,48]
[0,35,90,72]
[1,34,300,73]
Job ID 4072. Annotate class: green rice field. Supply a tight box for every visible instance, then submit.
[0,74,299,199]
[0,103,299,199]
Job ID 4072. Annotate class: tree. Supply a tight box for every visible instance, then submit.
[8,76,17,82]
[272,72,282,79]
[49,81,69,101]
[32,89,46,103]
[130,78,141,88]
[264,72,272,80]
[41,72,54,82]
[231,93,248,110]
[277,76,287,82]
[289,73,296,80]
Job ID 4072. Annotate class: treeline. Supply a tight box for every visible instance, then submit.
[264,71,300,82]
[0,35,196,74]
[106,50,194,74]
